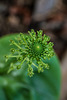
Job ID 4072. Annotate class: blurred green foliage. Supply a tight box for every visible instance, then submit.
[0,34,61,100]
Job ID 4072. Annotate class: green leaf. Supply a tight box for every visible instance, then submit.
[29,55,61,100]
[0,34,61,100]
[0,88,7,100]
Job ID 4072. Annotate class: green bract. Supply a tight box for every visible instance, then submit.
[5,29,54,77]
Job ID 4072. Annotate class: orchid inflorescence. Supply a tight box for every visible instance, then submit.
[5,29,54,77]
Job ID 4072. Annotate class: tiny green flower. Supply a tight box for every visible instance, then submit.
[10,48,15,54]
[5,29,54,77]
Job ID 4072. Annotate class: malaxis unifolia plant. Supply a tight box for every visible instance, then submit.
[5,29,54,77]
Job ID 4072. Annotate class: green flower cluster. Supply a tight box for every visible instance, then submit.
[5,29,54,77]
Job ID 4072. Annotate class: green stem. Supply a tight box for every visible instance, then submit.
[20,57,27,66]
[22,35,30,49]
[26,57,38,68]
[13,42,23,50]
[32,62,38,68]
[8,55,18,58]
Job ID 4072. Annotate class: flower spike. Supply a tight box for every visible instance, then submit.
[5,29,54,77]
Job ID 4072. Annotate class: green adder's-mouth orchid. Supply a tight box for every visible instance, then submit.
[5,29,54,77]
